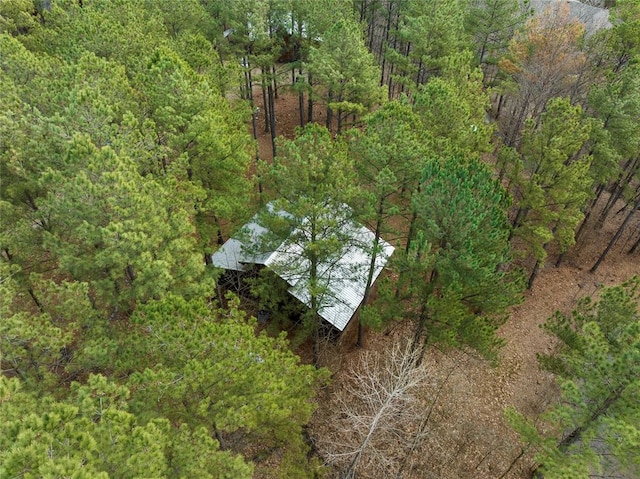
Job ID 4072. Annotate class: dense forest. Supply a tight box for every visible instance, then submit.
[1,0,639,478]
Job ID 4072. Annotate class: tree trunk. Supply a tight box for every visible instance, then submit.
[247,67,253,102]
[405,209,419,255]
[387,6,401,98]
[216,282,224,304]
[478,35,488,67]
[214,215,224,245]
[495,93,505,120]
[379,1,392,87]
[366,2,375,51]
[505,91,532,148]
[326,92,333,132]
[509,206,529,237]
[597,157,639,227]
[357,199,385,348]
[261,70,269,133]
[267,76,277,158]
[496,447,529,479]
[213,422,226,450]
[242,57,251,100]
[410,305,428,361]
[125,264,136,283]
[272,65,278,99]
[307,74,314,123]
[310,219,320,368]
[591,196,640,273]
[399,41,411,95]
[575,183,606,242]
[558,385,626,452]
[297,76,305,127]
[627,230,640,254]
[28,287,44,313]
[312,311,320,368]
[528,259,541,289]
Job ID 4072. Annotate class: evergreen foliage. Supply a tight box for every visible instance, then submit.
[509,278,640,478]
[40,138,206,312]
[391,0,470,89]
[389,158,522,360]
[507,98,594,264]
[1,0,638,476]
[465,0,531,70]
[307,18,385,132]
[348,99,424,340]
[124,293,328,469]
[414,51,494,160]
[258,123,359,364]
[0,374,252,479]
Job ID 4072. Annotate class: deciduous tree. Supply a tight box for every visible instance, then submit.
[317,341,427,479]
[498,2,586,147]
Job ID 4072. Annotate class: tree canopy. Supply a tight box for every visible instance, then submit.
[2,0,639,477]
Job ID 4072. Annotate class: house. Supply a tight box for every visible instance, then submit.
[530,0,611,35]
[211,206,394,332]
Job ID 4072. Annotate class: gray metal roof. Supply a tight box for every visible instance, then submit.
[210,204,291,271]
[530,0,611,35]
[210,217,273,271]
[211,208,394,331]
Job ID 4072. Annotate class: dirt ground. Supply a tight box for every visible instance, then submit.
[250,79,640,478]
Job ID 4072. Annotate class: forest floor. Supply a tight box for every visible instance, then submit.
[249,82,640,478]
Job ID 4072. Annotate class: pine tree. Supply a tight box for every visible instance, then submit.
[414,51,494,161]
[348,99,425,346]
[0,374,252,479]
[509,277,640,478]
[465,0,531,84]
[395,158,522,361]
[0,259,103,391]
[134,46,253,251]
[507,97,593,285]
[0,0,40,37]
[307,18,385,133]
[40,137,206,313]
[258,124,359,365]
[123,293,328,475]
[286,0,357,125]
[388,0,470,92]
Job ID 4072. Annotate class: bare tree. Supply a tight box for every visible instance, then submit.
[317,340,426,479]
[394,354,463,478]
[498,2,587,147]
